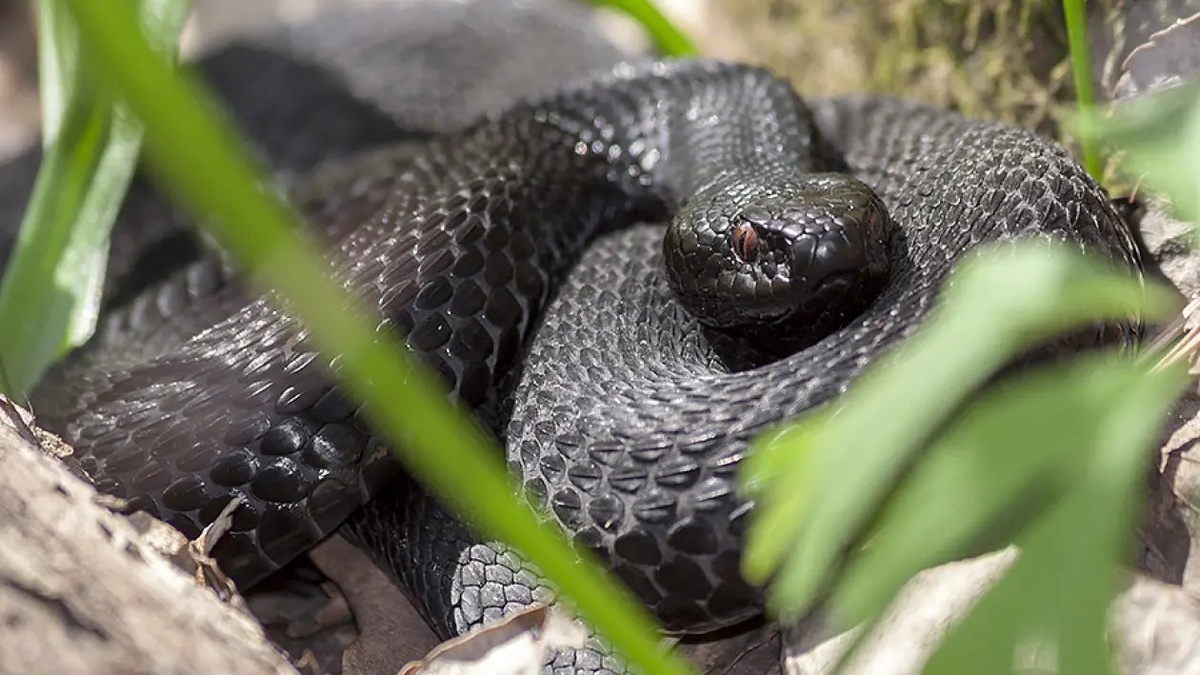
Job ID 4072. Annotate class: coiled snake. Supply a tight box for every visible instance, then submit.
[13,5,1141,673]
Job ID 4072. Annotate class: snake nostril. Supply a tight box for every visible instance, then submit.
[731,222,759,263]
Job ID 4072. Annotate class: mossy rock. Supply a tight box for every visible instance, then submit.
[706,0,1200,139]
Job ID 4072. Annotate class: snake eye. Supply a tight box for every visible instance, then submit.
[732,222,759,263]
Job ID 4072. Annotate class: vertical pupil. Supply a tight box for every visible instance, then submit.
[734,223,758,262]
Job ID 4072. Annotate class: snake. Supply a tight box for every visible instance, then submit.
[6,2,1143,672]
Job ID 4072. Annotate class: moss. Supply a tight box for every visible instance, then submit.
[711,0,1082,135]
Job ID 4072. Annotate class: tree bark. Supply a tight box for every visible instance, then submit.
[0,397,297,675]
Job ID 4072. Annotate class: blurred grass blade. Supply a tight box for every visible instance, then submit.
[586,0,697,56]
[0,0,190,396]
[36,0,79,146]
[1061,0,1101,179]
[1075,80,1200,222]
[59,1,692,672]
[740,244,1176,621]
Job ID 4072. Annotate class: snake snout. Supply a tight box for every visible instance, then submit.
[665,173,893,343]
[779,174,893,329]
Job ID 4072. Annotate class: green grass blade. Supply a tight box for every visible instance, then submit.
[586,0,697,56]
[1061,0,1101,179]
[0,0,190,396]
[36,0,79,147]
[59,1,692,672]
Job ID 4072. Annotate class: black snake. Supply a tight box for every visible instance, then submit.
[5,3,1142,672]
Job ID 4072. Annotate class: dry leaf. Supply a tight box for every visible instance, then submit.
[399,605,586,675]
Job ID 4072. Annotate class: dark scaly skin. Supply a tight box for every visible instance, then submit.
[339,96,1143,666]
[502,94,1144,635]
[27,54,1141,675]
[32,60,848,588]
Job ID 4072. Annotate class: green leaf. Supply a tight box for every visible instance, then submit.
[741,243,1176,622]
[0,0,191,396]
[829,355,1187,628]
[740,412,829,582]
[57,2,693,673]
[925,359,1182,674]
[1074,80,1200,222]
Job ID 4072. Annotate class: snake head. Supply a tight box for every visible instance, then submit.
[664,173,892,344]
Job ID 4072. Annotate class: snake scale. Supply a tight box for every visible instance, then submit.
[5,2,1142,672]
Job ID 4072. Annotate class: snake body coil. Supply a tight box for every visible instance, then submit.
[28,46,1140,661]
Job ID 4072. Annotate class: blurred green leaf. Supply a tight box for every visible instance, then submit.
[739,408,830,582]
[741,243,1177,621]
[925,358,1182,675]
[59,1,693,673]
[831,354,1186,628]
[1075,80,1200,222]
[0,0,190,396]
